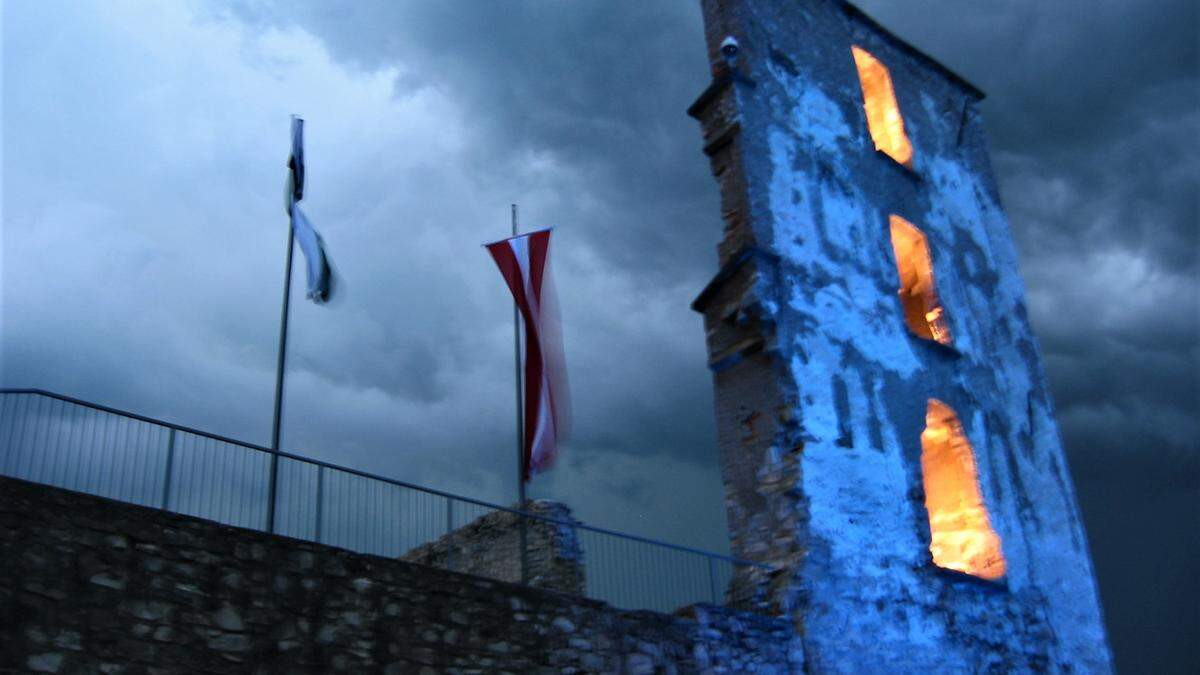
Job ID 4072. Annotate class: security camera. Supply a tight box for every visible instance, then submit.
[720,36,740,62]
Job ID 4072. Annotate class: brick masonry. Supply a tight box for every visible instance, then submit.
[0,476,802,673]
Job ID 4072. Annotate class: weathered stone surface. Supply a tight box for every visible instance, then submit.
[689,0,1112,672]
[26,652,63,673]
[212,604,245,632]
[0,476,800,673]
[401,499,586,595]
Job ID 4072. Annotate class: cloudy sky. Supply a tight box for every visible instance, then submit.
[2,0,1196,670]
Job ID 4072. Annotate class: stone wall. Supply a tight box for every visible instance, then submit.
[688,0,1112,671]
[0,476,802,673]
[401,500,585,595]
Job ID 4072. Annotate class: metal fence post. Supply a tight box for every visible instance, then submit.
[160,429,176,511]
[708,555,719,605]
[266,454,279,533]
[314,465,325,544]
[445,497,454,572]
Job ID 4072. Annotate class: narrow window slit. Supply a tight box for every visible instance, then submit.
[851,46,915,168]
[921,399,1006,580]
[888,215,952,345]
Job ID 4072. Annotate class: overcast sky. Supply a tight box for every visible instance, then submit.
[2,1,1196,671]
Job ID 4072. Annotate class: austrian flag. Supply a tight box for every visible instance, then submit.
[486,229,571,481]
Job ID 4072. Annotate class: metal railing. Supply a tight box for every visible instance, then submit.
[0,388,766,613]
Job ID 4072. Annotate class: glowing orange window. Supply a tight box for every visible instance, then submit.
[921,400,1006,580]
[851,46,915,168]
[888,215,952,345]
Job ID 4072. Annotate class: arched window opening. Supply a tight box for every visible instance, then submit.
[889,215,952,345]
[851,46,915,168]
[921,399,1006,580]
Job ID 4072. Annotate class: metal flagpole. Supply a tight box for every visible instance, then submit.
[512,203,529,585]
[267,124,298,535]
[267,223,294,534]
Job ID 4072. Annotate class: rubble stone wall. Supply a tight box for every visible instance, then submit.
[401,500,585,595]
[0,476,802,673]
[688,0,1112,671]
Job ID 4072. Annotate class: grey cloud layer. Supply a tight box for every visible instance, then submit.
[3,1,1197,671]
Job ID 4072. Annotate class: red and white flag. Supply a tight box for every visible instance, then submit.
[485,229,570,481]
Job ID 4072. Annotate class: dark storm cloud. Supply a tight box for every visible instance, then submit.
[851,0,1199,275]
[3,1,1196,670]
[219,0,731,476]
[224,0,721,283]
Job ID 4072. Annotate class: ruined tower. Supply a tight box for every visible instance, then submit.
[687,1,1112,671]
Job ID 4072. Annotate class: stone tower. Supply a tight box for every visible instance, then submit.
[687,1,1112,671]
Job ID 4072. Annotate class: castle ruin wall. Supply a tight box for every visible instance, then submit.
[0,476,802,673]
[689,1,1112,671]
[400,500,585,596]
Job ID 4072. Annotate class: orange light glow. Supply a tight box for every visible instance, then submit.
[921,400,1006,581]
[889,215,952,345]
[851,46,914,168]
